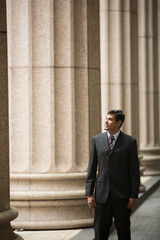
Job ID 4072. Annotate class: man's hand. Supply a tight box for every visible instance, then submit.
[87,196,97,209]
[127,198,136,209]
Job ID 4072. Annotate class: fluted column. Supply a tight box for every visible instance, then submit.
[138,0,160,175]
[100,0,145,191]
[100,0,139,137]
[0,1,22,239]
[8,0,100,229]
[101,0,139,138]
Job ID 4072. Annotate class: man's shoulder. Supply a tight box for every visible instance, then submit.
[121,132,137,142]
[93,132,106,139]
[93,131,137,142]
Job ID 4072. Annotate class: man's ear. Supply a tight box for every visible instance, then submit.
[117,120,122,128]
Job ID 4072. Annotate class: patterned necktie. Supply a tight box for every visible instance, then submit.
[108,135,114,150]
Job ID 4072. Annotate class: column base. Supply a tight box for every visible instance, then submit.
[12,218,94,230]
[139,182,146,192]
[14,234,24,240]
[10,170,145,230]
[140,147,160,176]
[139,156,146,192]
[10,173,94,230]
[0,207,23,240]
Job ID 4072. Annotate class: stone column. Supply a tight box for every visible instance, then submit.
[8,0,101,229]
[100,0,145,191]
[100,0,139,136]
[159,0,160,149]
[138,0,160,175]
[0,0,23,239]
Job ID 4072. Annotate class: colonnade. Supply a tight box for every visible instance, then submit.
[100,0,160,177]
[0,0,160,232]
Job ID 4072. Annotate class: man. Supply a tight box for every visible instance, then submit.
[86,110,140,240]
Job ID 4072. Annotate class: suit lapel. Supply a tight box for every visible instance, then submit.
[101,131,124,153]
[102,132,110,151]
[111,131,124,153]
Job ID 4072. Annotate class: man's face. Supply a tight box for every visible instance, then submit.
[104,114,121,134]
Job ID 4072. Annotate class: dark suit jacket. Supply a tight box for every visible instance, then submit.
[86,131,140,204]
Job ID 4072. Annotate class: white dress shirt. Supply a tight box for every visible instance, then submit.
[107,130,120,148]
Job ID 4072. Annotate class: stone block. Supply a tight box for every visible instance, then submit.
[32,0,53,67]
[7,0,31,67]
[32,67,53,172]
[9,67,31,172]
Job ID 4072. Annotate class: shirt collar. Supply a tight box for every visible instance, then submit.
[107,130,120,141]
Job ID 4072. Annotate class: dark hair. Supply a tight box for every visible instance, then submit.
[107,109,125,127]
